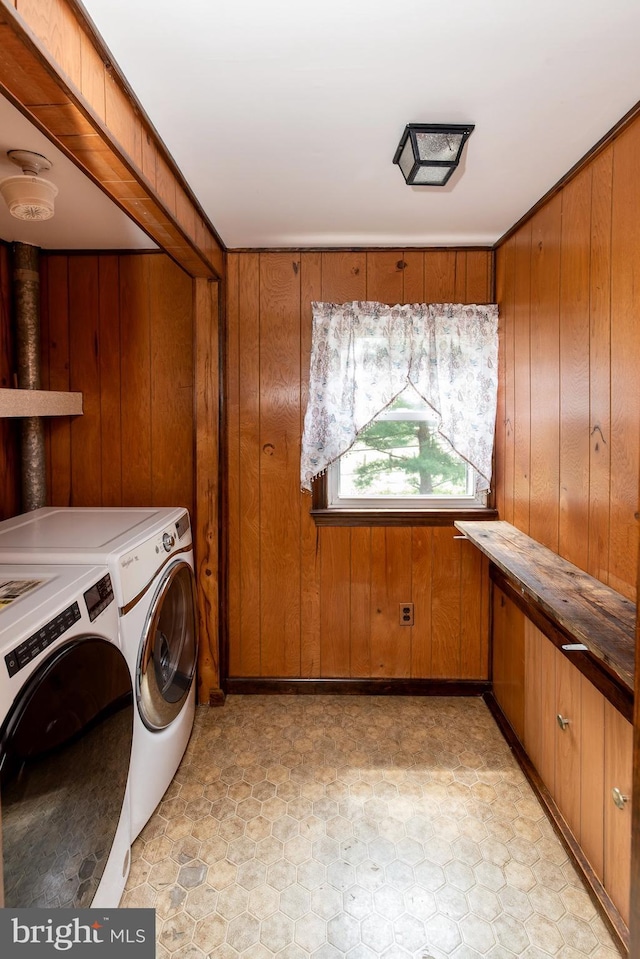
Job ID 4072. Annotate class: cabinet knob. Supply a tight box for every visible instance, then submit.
[611,787,628,810]
[556,714,570,731]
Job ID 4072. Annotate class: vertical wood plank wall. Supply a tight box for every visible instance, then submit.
[226,250,493,680]
[37,252,196,516]
[495,118,640,603]
[0,242,20,519]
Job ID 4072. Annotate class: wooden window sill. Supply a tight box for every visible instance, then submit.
[311,507,499,527]
[310,474,498,526]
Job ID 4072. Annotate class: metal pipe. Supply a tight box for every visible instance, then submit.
[13,242,46,511]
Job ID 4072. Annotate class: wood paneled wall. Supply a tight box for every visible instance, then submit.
[495,118,640,602]
[39,252,195,515]
[0,245,221,704]
[226,249,493,680]
[0,241,20,519]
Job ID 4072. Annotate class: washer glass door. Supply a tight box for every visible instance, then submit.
[0,638,132,907]
[137,561,198,730]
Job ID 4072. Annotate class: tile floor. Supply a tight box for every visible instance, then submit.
[122,696,621,959]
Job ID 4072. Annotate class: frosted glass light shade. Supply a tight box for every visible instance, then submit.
[0,174,58,220]
[393,124,474,186]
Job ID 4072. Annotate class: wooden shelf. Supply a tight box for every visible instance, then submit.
[0,389,83,418]
[455,520,636,694]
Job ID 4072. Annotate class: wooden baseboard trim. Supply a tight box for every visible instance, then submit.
[224,678,490,696]
[208,688,226,706]
[484,692,629,957]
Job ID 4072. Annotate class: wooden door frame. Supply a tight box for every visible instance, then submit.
[630,484,640,956]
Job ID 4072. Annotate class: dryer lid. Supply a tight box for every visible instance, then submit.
[0,507,164,550]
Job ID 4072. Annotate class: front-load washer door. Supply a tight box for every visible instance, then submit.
[137,561,198,731]
[0,638,133,908]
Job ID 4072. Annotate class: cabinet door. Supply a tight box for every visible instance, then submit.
[492,586,525,742]
[604,702,632,925]
[524,620,556,790]
[524,619,542,773]
[554,651,582,837]
[579,677,605,877]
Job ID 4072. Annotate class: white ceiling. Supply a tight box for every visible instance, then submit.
[3,1,640,251]
[78,0,640,249]
[0,95,155,250]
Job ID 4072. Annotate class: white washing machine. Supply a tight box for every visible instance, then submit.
[0,564,132,908]
[0,507,199,840]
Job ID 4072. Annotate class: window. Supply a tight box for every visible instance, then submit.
[301,301,499,525]
[327,389,486,510]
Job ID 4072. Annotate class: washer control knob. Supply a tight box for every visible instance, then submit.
[163,532,175,552]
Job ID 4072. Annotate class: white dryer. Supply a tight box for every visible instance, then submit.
[0,507,199,840]
[0,564,132,908]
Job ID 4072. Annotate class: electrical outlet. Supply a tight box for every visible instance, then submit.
[399,603,414,626]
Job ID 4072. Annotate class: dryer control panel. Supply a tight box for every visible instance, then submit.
[117,511,192,610]
[175,513,190,540]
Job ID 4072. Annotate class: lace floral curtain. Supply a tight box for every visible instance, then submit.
[301,301,499,493]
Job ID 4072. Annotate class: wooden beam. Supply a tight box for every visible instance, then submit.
[0,0,225,279]
[194,277,224,705]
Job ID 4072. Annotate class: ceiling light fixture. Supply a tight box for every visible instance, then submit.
[0,150,59,220]
[393,123,475,186]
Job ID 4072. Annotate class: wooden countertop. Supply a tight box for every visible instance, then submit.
[455,520,636,694]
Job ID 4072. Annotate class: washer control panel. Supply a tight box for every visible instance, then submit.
[5,602,81,678]
[83,572,114,622]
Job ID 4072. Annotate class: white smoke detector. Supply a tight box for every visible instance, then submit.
[0,150,59,221]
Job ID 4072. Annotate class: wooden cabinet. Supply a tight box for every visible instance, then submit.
[492,586,525,740]
[604,702,633,924]
[523,618,556,790]
[580,679,605,877]
[464,522,634,942]
[554,645,582,837]
[495,610,630,927]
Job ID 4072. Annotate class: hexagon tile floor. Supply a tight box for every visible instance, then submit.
[122,695,622,959]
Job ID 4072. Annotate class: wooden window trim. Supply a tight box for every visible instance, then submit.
[310,473,498,527]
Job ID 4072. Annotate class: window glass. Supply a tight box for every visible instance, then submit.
[328,387,484,509]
